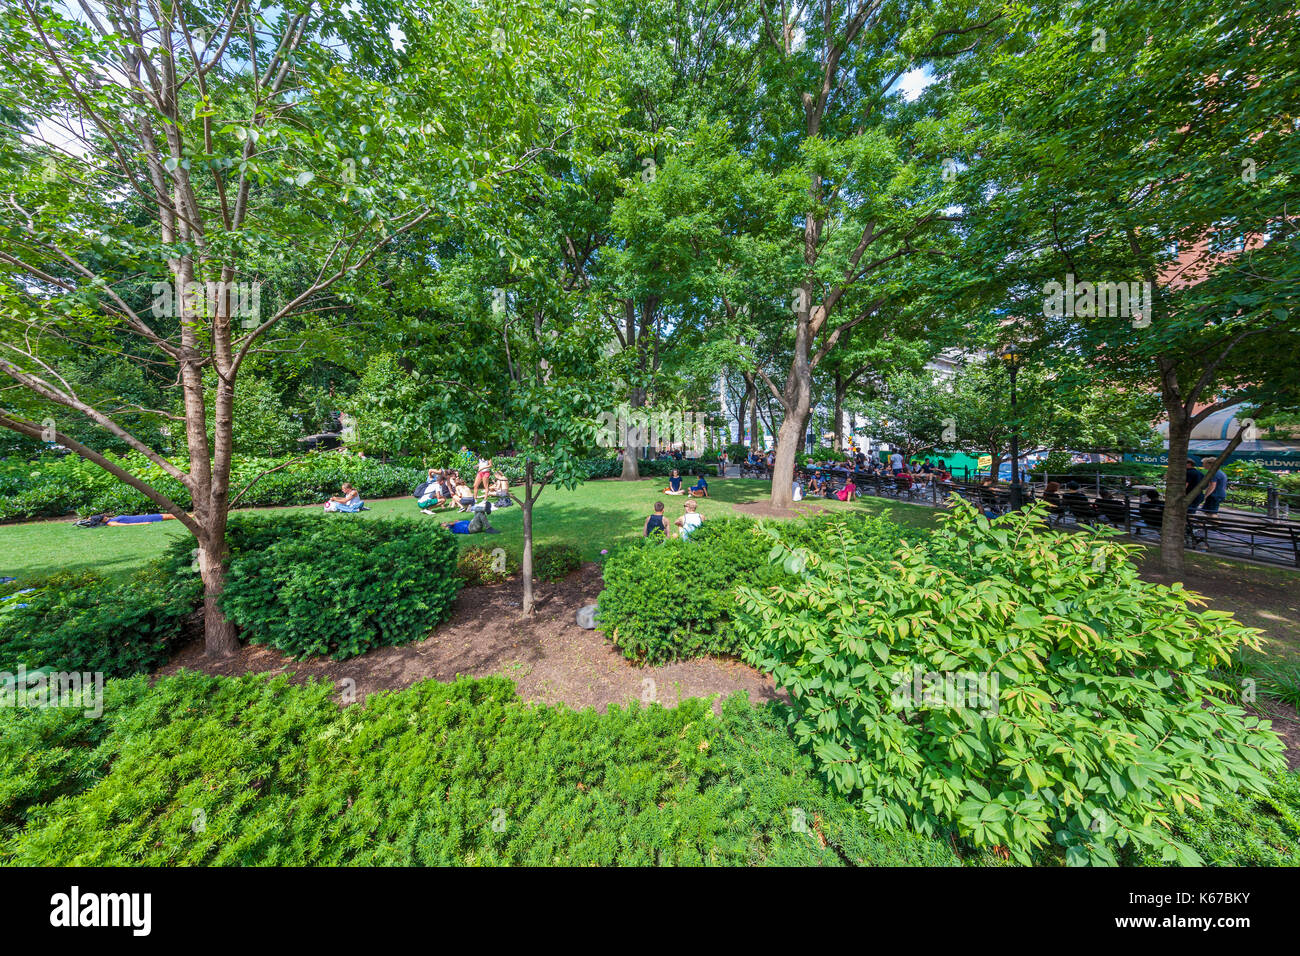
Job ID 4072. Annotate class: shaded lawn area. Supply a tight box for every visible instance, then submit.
[0,477,928,583]
[3,475,1295,659]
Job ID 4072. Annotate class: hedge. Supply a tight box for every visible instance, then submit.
[0,566,197,680]
[159,514,462,660]
[597,513,915,665]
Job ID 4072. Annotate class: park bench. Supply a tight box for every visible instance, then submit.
[1185,513,1300,567]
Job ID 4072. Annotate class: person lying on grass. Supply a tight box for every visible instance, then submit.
[644,501,669,538]
[104,512,180,526]
[323,482,364,512]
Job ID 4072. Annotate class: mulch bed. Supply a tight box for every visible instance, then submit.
[162,559,1300,769]
[161,563,782,713]
[732,500,830,520]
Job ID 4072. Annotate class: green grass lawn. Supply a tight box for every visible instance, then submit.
[0,477,942,583]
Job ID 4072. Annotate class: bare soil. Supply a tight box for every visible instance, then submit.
[162,562,782,712]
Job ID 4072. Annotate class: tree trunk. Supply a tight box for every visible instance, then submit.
[521,459,536,615]
[198,526,239,654]
[833,374,847,451]
[769,323,813,509]
[620,385,645,480]
[1160,413,1190,577]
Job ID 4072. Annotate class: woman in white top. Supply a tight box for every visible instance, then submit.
[676,499,704,539]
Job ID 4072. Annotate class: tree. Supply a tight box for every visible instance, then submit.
[0,0,619,652]
[748,0,996,508]
[952,0,1300,573]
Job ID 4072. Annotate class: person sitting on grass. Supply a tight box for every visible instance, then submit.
[324,482,364,513]
[491,471,512,506]
[675,499,704,539]
[455,478,476,512]
[415,469,447,514]
[664,469,684,495]
[806,472,824,497]
[688,474,709,498]
[644,501,669,538]
[835,478,857,502]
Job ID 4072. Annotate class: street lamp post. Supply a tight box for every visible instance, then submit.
[999,344,1024,510]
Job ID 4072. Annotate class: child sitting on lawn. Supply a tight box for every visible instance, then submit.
[324,482,364,512]
[643,501,668,538]
[675,499,704,539]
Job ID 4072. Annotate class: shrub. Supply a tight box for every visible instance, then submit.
[0,567,196,679]
[597,518,772,663]
[457,545,519,586]
[736,502,1288,865]
[0,672,959,866]
[598,514,914,665]
[1129,771,1300,867]
[212,517,462,660]
[0,451,422,521]
[533,543,581,582]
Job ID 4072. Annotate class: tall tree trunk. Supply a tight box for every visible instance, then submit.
[769,323,813,509]
[736,382,751,445]
[1160,411,1191,577]
[620,384,645,480]
[833,373,847,451]
[521,459,536,614]
[178,260,238,657]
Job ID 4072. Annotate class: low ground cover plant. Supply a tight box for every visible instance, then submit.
[1128,770,1300,867]
[735,502,1288,865]
[0,672,958,866]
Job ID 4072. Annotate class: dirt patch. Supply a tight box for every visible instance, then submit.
[732,500,830,520]
[161,562,782,712]
[1250,698,1300,771]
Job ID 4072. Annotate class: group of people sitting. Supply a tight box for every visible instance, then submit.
[413,463,511,515]
[643,498,705,540]
[662,469,709,497]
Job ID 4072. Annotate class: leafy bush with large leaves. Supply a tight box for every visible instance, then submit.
[735,503,1287,865]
